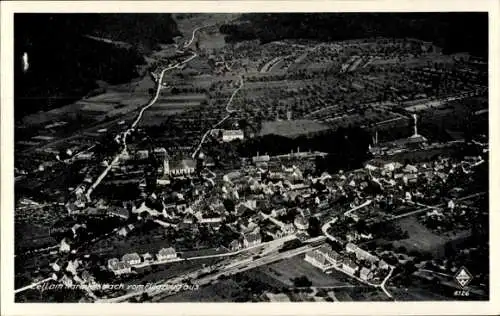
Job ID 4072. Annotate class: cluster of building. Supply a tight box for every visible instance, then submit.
[134,147,197,177]
[107,247,178,275]
[304,242,390,282]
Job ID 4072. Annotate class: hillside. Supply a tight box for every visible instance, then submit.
[220,13,488,58]
[14,14,180,121]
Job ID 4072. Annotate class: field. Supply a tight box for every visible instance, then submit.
[389,287,452,301]
[15,222,56,252]
[392,216,447,255]
[160,278,246,302]
[86,225,174,258]
[332,287,390,301]
[137,93,208,126]
[21,84,152,128]
[264,254,356,287]
[259,120,330,138]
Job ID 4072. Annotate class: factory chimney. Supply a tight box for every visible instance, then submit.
[413,114,419,137]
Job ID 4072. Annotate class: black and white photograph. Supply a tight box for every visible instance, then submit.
[1,0,499,314]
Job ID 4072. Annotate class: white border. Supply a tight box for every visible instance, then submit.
[1,1,499,316]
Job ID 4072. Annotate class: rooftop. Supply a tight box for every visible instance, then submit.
[169,158,196,170]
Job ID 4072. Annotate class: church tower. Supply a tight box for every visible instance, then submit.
[163,158,170,176]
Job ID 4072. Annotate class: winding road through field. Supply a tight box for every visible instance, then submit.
[85,52,200,202]
[191,75,244,159]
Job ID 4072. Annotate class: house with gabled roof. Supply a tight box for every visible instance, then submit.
[157,247,177,261]
[122,253,141,266]
[304,250,331,271]
[243,231,261,248]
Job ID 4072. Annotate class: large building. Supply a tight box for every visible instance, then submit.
[222,129,244,142]
[360,267,374,281]
[304,250,330,271]
[107,258,132,275]
[304,245,341,271]
[341,258,358,275]
[294,215,309,230]
[164,158,196,176]
[157,247,177,261]
[317,244,341,265]
[346,242,379,263]
[243,231,262,248]
[122,253,141,266]
[252,153,270,165]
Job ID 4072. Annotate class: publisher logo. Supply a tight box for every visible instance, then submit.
[454,266,473,288]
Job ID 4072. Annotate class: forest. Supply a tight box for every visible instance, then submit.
[220,13,488,58]
[14,14,180,120]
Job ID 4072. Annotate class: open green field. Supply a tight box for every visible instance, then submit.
[260,119,330,138]
[392,216,446,254]
[332,286,390,301]
[86,225,174,258]
[160,278,246,302]
[265,254,355,287]
[388,286,452,301]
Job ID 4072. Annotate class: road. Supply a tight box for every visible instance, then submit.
[321,217,338,241]
[14,277,54,294]
[85,52,198,202]
[322,200,372,241]
[344,199,372,216]
[183,24,213,49]
[260,56,286,73]
[193,244,322,287]
[97,236,320,302]
[132,233,297,269]
[379,266,395,299]
[191,75,244,158]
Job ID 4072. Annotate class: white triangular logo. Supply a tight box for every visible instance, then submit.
[455,267,472,288]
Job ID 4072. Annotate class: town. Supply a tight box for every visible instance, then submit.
[14,13,489,303]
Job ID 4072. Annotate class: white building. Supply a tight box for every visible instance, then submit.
[122,253,141,266]
[243,231,262,248]
[107,258,132,275]
[294,215,309,230]
[304,250,331,271]
[252,153,270,165]
[107,258,119,271]
[360,267,373,281]
[199,216,224,224]
[229,239,241,251]
[66,259,79,275]
[142,253,154,263]
[164,159,196,176]
[157,247,177,261]
[222,129,244,142]
[114,262,132,275]
[59,238,71,253]
[342,258,358,275]
[317,244,341,265]
[346,242,379,263]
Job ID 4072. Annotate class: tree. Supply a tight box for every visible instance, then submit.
[292,276,312,288]
[223,199,236,213]
[397,245,407,254]
[307,217,321,237]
